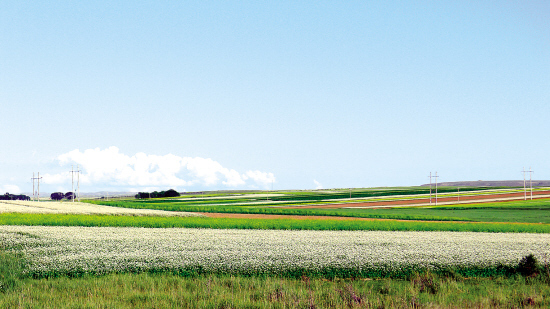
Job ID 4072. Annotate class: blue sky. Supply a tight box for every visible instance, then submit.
[1,1,549,194]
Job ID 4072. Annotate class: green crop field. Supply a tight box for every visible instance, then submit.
[84,190,550,224]
[0,213,550,233]
[324,199,550,223]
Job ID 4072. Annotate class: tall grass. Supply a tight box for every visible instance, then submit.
[0,272,548,308]
[0,213,549,233]
[0,250,24,293]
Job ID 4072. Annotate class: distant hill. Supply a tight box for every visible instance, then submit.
[420,180,550,187]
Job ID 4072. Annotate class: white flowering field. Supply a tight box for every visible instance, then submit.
[1,225,548,278]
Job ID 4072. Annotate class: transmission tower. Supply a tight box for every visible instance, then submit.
[524,167,527,200]
[528,167,534,200]
[428,172,432,205]
[31,172,42,202]
[434,172,439,206]
[69,165,81,202]
[428,172,439,205]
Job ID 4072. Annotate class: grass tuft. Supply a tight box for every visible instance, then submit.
[0,250,24,293]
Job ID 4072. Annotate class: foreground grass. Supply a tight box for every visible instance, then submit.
[1,213,550,233]
[1,273,549,308]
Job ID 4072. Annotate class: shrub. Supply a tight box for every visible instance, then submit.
[64,192,75,200]
[50,192,64,201]
[517,254,539,277]
[412,272,439,294]
[134,189,180,199]
[164,189,180,198]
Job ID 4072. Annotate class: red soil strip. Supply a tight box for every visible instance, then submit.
[277,190,550,209]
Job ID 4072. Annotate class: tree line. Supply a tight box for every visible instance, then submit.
[0,193,31,201]
[50,192,76,201]
[135,189,180,199]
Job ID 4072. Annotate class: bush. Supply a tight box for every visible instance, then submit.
[517,254,539,277]
[64,192,75,201]
[135,189,180,199]
[0,193,30,201]
[135,192,150,199]
[50,192,64,201]
[164,189,180,198]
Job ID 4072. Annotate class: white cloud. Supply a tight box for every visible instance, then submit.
[43,147,276,191]
[245,171,275,188]
[313,179,323,190]
[0,184,21,194]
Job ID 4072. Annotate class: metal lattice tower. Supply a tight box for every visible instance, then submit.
[69,165,81,202]
[428,172,432,205]
[434,172,439,206]
[521,167,527,200]
[528,167,534,200]
[428,172,439,205]
[31,172,42,202]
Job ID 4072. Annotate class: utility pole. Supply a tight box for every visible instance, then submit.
[69,165,80,202]
[32,172,35,201]
[430,172,433,205]
[31,172,42,202]
[434,172,439,206]
[76,165,81,202]
[529,167,534,200]
[524,167,527,200]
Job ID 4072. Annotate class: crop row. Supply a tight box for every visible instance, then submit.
[86,200,471,221]
[1,226,549,278]
[1,213,550,233]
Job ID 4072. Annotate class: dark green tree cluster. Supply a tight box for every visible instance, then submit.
[135,189,180,199]
[50,192,76,201]
[0,193,30,201]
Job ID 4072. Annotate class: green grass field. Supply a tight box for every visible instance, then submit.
[327,199,550,223]
[1,272,549,309]
[1,213,549,233]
